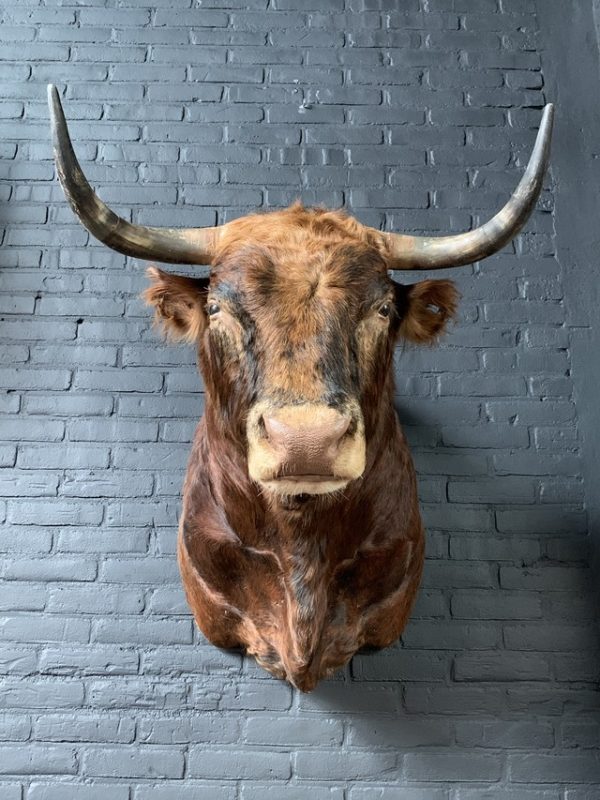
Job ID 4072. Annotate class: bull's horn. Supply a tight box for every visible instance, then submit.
[379,103,554,270]
[48,84,221,265]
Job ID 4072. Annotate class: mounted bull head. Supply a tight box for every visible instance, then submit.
[49,85,553,691]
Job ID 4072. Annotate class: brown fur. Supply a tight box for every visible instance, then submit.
[145,203,458,691]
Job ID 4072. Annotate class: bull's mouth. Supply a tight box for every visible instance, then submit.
[262,475,351,497]
[278,473,337,482]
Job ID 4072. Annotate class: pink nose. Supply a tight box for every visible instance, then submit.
[263,408,351,476]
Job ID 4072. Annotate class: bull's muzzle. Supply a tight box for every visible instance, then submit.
[247,402,366,496]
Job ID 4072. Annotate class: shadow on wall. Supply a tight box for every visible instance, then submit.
[264,398,600,745]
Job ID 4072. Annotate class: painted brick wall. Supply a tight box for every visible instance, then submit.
[1,0,599,797]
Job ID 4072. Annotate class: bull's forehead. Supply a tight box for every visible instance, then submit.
[210,207,392,320]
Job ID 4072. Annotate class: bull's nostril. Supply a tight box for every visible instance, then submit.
[257,415,267,438]
[263,414,290,446]
[330,415,351,442]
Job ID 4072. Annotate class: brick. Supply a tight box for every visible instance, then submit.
[148,587,188,615]
[99,557,180,585]
[0,319,76,341]
[421,503,493,531]
[455,720,554,748]
[0,679,85,709]
[404,752,502,782]
[87,678,187,711]
[509,754,600,783]
[0,714,30,741]
[453,652,551,681]
[403,621,499,650]
[295,751,397,781]
[1,556,97,582]
[33,713,135,743]
[500,566,592,592]
[83,746,185,779]
[0,584,46,612]
[93,618,193,646]
[455,790,558,800]
[112,444,188,470]
[347,716,451,747]
[68,419,158,443]
[0,528,52,555]
[60,471,154,499]
[0,446,16,467]
[352,650,449,682]
[449,535,541,563]
[565,791,600,800]
[39,646,139,677]
[451,590,543,620]
[26,395,113,417]
[0,43,68,61]
[496,507,587,534]
[561,719,600,749]
[349,791,447,800]
[37,296,124,317]
[243,715,343,746]
[0,645,37,676]
[143,645,242,677]
[135,787,235,800]
[29,785,130,800]
[218,680,293,712]
[243,787,343,800]
[448,477,535,504]
[7,501,103,527]
[0,744,77,774]
[137,714,240,745]
[504,623,598,652]
[422,561,497,590]
[17,446,110,470]
[405,686,505,715]
[188,748,291,780]
[0,472,60,496]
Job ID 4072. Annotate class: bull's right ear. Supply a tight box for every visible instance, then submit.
[393,279,459,344]
[143,266,210,342]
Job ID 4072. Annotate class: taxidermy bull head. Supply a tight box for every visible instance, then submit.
[49,85,553,691]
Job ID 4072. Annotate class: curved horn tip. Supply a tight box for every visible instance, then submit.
[380,103,556,271]
[47,83,60,107]
[541,102,555,129]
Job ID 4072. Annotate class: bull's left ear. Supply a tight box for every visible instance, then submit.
[143,266,210,342]
[393,279,459,344]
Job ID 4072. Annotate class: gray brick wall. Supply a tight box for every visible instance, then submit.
[1,0,599,797]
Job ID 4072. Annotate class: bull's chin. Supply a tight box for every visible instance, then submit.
[261,475,351,497]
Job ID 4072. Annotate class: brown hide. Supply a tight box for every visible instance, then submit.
[146,204,458,691]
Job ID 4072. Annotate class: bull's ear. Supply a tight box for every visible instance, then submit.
[394,279,459,344]
[143,266,210,342]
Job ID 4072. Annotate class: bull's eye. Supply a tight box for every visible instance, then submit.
[378,303,391,319]
[207,302,220,316]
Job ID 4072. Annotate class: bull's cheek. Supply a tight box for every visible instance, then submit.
[203,328,243,396]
